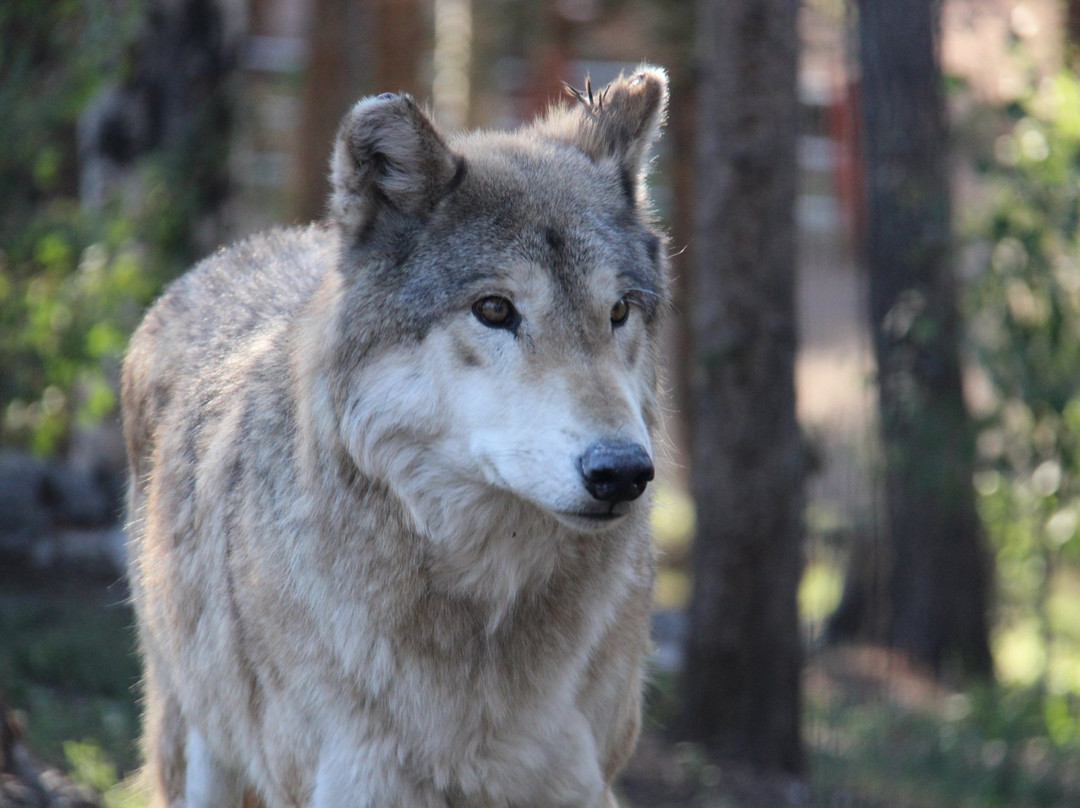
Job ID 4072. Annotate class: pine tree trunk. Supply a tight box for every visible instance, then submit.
[855,0,993,677]
[675,0,805,775]
[293,0,373,223]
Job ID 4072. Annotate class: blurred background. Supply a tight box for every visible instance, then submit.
[3,0,1080,805]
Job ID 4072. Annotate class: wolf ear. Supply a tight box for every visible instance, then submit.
[541,66,668,194]
[330,94,460,247]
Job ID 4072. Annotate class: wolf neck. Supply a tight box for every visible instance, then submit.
[411,486,607,619]
[356,447,628,633]
[355,439,610,626]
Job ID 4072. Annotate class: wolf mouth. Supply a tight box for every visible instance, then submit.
[560,508,626,523]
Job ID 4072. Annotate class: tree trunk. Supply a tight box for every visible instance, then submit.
[854,0,993,678]
[675,0,804,776]
[292,0,373,223]
[1068,0,1080,68]
[374,0,427,97]
[79,0,241,259]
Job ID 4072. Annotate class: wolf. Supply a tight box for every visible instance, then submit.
[121,66,669,808]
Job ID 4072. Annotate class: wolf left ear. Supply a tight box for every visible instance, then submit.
[330,94,460,249]
[539,66,668,197]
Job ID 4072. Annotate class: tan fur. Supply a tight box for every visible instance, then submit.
[123,67,669,808]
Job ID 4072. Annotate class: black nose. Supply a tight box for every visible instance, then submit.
[579,441,655,504]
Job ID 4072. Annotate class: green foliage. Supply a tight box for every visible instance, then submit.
[808,683,1080,807]
[968,73,1080,424]
[63,738,149,808]
[0,0,139,239]
[0,0,190,453]
[0,209,166,452]
[0,567,141,776]
[964,68,1080,692]
[65,738,120,794]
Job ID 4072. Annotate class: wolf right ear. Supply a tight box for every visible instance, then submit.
[330,94,461,248]
[536,66,668,203]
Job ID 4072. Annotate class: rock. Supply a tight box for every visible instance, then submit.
[0,451,126,574]
[27,526,128,576]
[0,454,51,558]
[40,464,118,530]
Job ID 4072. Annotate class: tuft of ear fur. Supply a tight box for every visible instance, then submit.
[537,65,668,185]
[330,93,460,246]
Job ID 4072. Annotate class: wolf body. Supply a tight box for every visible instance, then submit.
[122,67,669,808]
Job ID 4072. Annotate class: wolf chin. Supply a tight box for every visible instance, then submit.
[122,66,669,808]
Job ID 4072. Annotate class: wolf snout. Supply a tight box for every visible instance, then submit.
[579,441,655,504]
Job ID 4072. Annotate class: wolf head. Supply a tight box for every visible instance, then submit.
[326,68,669,540]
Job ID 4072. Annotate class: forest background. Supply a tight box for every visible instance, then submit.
[3,0,1080,806]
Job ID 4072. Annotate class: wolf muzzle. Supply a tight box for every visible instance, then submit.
[579,441,654,504]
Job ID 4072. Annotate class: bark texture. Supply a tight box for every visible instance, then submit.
[676,0,805,775]
[852,0,993,677]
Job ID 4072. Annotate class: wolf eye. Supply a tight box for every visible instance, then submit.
[473,296,518,330]
[611,298,630,327]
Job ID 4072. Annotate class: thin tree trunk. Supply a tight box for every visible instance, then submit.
[80,0,240,259]
[676,0,805,775]
[293,0,373,223]
[374,0,426,97]
[855,0,993,677]
[1068,0,1080,68]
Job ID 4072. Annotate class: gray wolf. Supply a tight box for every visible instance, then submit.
[122,66,669,808]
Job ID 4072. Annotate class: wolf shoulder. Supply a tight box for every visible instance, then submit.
[121,224,336,482]
[123,226,333,422]
[131,225,336,373]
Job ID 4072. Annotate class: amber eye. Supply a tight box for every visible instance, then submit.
[473,296,518,330]
[611,297,630,327]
